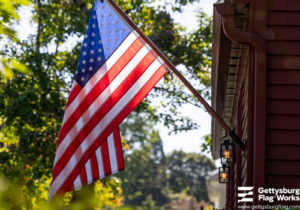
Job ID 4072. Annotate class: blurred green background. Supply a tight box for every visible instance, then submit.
[0,0,215,209]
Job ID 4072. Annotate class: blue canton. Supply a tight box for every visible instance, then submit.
[75,0,131,87]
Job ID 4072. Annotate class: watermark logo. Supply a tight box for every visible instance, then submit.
[238,187,254,203]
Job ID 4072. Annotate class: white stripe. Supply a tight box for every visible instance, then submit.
[85,159,93,184]
[61,32,138,126]
[49,60,162,201]
[70,80,78,92]
[54,45,150,165]
[73,175,82,191]
[107,132,118,173]
[95,147,105,179]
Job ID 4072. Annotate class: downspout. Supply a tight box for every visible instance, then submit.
[214,2,266,206]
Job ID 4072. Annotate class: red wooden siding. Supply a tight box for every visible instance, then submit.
[232,78,248,208]
[266,130,300,145]
[265,0,300,204]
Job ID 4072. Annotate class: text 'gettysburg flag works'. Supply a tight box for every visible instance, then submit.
[48,0,167,200]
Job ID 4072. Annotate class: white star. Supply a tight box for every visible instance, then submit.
[93,6,97,10]
[84,34,88,38]
[108,21,112,25]
[107,38,110,43]
[98,40,102,44]
[97,57,101,61]
[115,37,118,42]
[93,15,96,19]
[91,41,95,46]
[90,58,94,63]
[75,71,78,75]
[106,47,110,51]
[115,29,119,33]
[115,20,119,24]
[82,68,85,73]
[81,77,84,81]
[83,51,87,56]
[91,32,95,37]
[89,66,93,71]
[101,14,105,18]
[108,13,112,17]
[101,5,105,9]
[92,24,96,28]
[83,43,87,47]
[82,60,86,64]
[86,26,89,29]
[100,31,104,35]
[107,30,111,34]
[90,50,94,54]
[100,22,104,27]
[98,48,102,53]
[123,28,126,32]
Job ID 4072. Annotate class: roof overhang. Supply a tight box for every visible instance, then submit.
[211,3,248,159]
[211,5,231,159]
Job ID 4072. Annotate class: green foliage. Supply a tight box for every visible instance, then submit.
[200,134,211,154]
[167,150,215,201]
[0,0,212,208]
[115,0,212,134]
[0,176,122,209]
[137,195,157,210]
[0,0,31,77]
[119,113,216,209]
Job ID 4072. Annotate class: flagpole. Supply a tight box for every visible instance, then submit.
[106,0,245,151]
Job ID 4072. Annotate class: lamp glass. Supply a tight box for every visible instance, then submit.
[219,165,230,183]
[220,140,235,164]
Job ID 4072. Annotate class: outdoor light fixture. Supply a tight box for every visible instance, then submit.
[220,140,235,164]
[219,164,230,183]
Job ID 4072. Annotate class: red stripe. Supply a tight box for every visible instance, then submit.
[90,153,99,181]
[113,127,125,171]
[80,166,87,186]
[66,84,82,108]
[57,38,144,147]
[69,129,119,191]
[52,52,156,182]
[56,66,166,196]
[101,141,112,176]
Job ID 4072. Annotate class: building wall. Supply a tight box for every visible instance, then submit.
[264,0,300,204]
[233,65,249,209]
[215,0,300,206]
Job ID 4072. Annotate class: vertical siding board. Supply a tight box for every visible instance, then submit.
[265,175,300,189]
[267,70,300,85]
[246,48,254,188]
[267,26,300,40]
[265,0,300,202]
[268,0,300,11]
[266,160,300,175]
[266,130,300,145]
[241,159,247,181]
[266,115,300,130]
[267,41,300,55]
[242,174,247,186]
[266,100,300,114]
[267,55,300,69]
[253,0,267,206]
[267,85,300,100]
[268,12,300,26]
[266,145,300,160]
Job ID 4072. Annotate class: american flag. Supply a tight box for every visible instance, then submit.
[48,0,167,200]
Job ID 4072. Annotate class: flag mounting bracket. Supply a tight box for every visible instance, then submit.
[106,0,246,152]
